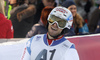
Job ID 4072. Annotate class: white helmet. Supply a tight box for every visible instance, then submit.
[47,6,73,29]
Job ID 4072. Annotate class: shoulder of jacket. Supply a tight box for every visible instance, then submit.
[35,34,45,37]
[31,34,45,39]
[4,19,12,26]
[63,40,75,49]
[28,34,45,44]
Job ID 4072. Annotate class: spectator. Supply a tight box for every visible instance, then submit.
[9,0,36,38]
[74,0,96,22]
[17,0,36,22]
[55,0,74,6]
[26,6,54,38]
[62,0,89,35]
[88,0,100,33]
[28,0,39,5]
[0,0,13,38]
[4,0,12,19]
[21,6,79,60]
[95,20,100,33]
[33,0,57,24]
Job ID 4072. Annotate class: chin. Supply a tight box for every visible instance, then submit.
[48,31,56,37]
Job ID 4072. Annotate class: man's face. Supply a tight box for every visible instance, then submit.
[48,23,63,38]
[42,0,55,7]
[9,0,16,4]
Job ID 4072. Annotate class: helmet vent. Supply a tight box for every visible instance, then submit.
[54,11,56,12]
[63,14,67,17]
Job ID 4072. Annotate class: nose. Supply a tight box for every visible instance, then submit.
[52,23,58,28]
[71,9,76,13]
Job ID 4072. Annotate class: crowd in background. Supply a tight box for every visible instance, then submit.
[0,0,100,38]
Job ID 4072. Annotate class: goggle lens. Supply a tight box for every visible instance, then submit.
[48,18,67,29]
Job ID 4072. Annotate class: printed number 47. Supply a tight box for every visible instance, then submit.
[35,49,56,60]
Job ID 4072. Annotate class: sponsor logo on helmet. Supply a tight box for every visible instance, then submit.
[56,8,68,14]
[66,15,73,21]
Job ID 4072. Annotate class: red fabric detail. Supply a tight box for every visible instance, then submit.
[0,13,14,38]
[48,39,53,45]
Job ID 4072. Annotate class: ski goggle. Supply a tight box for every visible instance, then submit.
[48,15,67,29]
